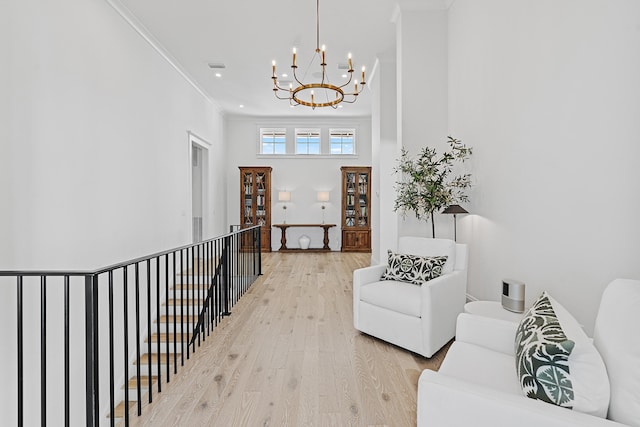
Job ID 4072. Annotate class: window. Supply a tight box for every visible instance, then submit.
[260,128,286,154]
[330,129,355,155]
[295,129,321,155]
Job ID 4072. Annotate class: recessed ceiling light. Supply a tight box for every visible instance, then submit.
[215,73,222,78]
[338,105,343,108]
[239,104,245,108]
[281,73,288,78]
[342,74,347,78]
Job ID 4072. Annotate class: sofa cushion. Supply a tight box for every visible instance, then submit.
[515,291,610,418]
[398,237,456,274]
[440,341,521,396]
[359,280,422,317]
[515,292,575,409]
[380,250,447,285]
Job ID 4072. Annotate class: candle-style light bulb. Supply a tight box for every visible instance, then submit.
[348,53,353,70]
[311,90,315,104]
[292,47,297,67]
[321,44,326,64]
[354,80,358,94]
[272,60,276,78]
[361,66,366,83]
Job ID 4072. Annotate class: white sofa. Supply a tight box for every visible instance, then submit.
[418,279,640,426]
[353,237,468,358]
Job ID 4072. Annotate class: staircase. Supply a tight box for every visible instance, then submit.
[2,225,261,427]
[110,261,217,423]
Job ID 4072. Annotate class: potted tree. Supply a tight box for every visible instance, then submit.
[393,136,473,238]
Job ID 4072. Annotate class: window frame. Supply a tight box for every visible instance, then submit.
[259,128,287,155]
[329,128,356,155]
[295,128,322,155]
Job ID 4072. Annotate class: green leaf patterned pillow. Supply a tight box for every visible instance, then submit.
[515,291,575,408]
[380,250,447,285]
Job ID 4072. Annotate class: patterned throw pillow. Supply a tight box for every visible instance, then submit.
[380,250,447,285]
[515,291,575,409]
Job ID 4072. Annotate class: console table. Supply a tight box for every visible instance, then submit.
[272,224,336,252]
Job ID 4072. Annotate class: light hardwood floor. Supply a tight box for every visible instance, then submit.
[126,252,450,426]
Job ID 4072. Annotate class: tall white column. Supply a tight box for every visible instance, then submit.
[371,50,398,264]
[394,0,450,238]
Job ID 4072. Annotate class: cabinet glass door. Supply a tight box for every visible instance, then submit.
[358,173,368,226]
[243,172,254,225]
[345,172,356,227]
[255,172,267,226]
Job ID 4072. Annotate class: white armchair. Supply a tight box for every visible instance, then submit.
[353,237,468,358]
[418,279,640,426]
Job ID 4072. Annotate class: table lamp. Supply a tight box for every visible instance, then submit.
[317,191,330,224]
[278,191,291,223]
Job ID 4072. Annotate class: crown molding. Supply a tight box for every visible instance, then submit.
[104,0,221,111]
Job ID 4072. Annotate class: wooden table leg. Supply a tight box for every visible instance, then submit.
[322,226,330,250]
[279,226,289,250]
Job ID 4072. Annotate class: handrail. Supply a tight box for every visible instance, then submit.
[0,227,259,278]
[0,224,263,427]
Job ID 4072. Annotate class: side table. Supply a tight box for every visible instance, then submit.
[464,301,523,323]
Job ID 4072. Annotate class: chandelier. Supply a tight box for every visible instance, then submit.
[271,0,366,109]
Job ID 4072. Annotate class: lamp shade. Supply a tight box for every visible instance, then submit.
[278,191,291,202]
[442,204,468,214]
[317,191,330,202]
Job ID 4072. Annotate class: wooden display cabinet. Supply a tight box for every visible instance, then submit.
[239,166,272,252]
[340,166,372,252]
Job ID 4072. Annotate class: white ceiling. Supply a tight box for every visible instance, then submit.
[116,0,398,117]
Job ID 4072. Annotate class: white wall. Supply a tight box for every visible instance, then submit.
[448,0,640,333]
[225,116,372,251]
[1,0,227,424]
[3,1,227,271]
[395,4,457,240]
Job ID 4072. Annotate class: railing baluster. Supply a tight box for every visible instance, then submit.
[173,251,177,373]
[41,276,47,427]
[165,253,170,383]
[258,226,263,275]
[85,275,99,427]
[146,260,152,404]
[64,275,70,427]
[123,266,129,426]
[218,239,222,325]
[205,242,215,336]
[156,257,162,393]
[17,276,23,427]
[232,237,237,305]
[197,244,201,347]
[108,272,115,427]
[180,249,184,366]
[134,263,141,415]
[189,246,193,356]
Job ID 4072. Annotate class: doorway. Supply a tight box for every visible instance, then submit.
[190,130,212,243]
[192,144,204,242]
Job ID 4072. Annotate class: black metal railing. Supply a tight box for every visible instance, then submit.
[0,225,262,427]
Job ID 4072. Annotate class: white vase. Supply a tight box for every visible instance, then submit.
[298,235,311,250]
